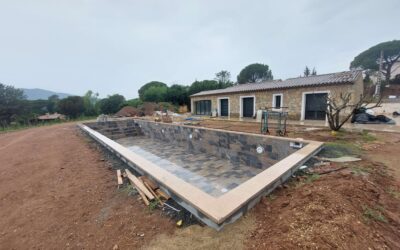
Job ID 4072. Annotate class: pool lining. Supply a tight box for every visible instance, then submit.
[79,120,323,230]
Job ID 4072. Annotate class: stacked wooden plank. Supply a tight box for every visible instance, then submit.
[116,169,170,206]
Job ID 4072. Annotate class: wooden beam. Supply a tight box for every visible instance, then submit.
[155,188,171,200]
[116,169,123,185]
[140,176,158,190]
[125,169,155,200]
[143,181,163,206]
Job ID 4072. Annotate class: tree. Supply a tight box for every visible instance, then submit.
[57,96,85,118]
[311,67,317,76]
[165,84,189,105]
[215,70,233,87]
[188,80,220,95]
[124,98,143,108]
[0,83,26,126]
[138,81,167,100]
[82,90,99,116]
[237,63,273,84]
[142,85,168,103]
[304,66,310,77]
[350,40,400,83]
[98,94,126,114]
[325,91,381,131]
[46,95,59,113]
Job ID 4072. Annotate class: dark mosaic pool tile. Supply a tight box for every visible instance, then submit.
[116,136,274,197]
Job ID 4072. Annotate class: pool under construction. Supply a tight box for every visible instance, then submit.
[79,119,323,230]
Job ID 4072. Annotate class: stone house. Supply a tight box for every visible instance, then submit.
[190,70,364,120]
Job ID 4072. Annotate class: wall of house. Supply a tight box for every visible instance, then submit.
[191,75,364,120]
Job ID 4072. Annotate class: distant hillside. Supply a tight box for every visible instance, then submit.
[22,88,72,100]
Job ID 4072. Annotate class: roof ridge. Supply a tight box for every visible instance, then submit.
[285,70,360,81]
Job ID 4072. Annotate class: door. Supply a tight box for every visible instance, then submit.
[242,97,254,117]
[220,99,229,116]
[305,93,327,120]
[195,100,211,115]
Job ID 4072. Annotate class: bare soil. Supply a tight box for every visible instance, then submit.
[0,123,175,249]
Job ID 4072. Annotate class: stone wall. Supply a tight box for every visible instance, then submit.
[191,76,364,120]
[84,119,305,170]
[84,120,143,140]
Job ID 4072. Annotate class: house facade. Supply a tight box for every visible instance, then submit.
[190,70,364,120]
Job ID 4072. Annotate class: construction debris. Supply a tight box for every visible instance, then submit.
[318,156,362,162]
[124,169,171,207]
[116,169,123,186]
[125,169,155,200]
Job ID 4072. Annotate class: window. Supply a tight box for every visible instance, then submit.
[273,94,283,109]
[195,100,211,115]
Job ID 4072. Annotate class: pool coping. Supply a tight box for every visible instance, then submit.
[78,120,323,228]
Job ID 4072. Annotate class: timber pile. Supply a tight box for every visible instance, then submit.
[117,169,170,206]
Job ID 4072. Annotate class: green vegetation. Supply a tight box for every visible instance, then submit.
[361,131,376,142]
[362,205,387,223]
[0,115,96,133]
[267,194,276,201]
[237,63,273,84]
[148,200,160,212]
[57,96,85,118]
[119,184,138,197]
[98,94,126,114]
[319,142,361,158]
[138,81,167,100]
[305,174,320,183]
[350,40,400,83]
[351,165,371,176]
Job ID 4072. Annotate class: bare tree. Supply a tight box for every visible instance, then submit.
[326,92,382,131]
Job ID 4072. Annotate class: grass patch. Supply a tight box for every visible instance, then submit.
[295,173,321,188]
[119,184,138,196]
[0,116,97,133]
[319,142,361,158]
[305,174,320,183]
[148,200,160,212]
[362,205,388,223]
[267,194,277,201]
[361,131,376,142]
[351,166,371,176]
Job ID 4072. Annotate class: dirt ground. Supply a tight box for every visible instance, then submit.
[0,123,175,249]
[0,120,399,249]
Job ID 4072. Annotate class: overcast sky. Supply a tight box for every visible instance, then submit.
[0,0,399,99]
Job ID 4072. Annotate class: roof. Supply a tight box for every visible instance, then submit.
[37,113,65,120]
[190,70,362,97]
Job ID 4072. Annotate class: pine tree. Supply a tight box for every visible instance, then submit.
[304,66,310,77]
[311,67,317,75]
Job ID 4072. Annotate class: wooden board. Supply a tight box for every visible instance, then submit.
[116,169,123,185]
[143,181,163,205]
[155,189,171,200]
[140,176,158,190]
[125,169,155,200]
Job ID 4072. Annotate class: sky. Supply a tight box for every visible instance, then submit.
[0,0,399,99]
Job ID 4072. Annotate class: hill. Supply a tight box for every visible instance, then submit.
[22,88,72,100]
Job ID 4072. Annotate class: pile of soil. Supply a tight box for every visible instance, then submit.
[115,106,139,117]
